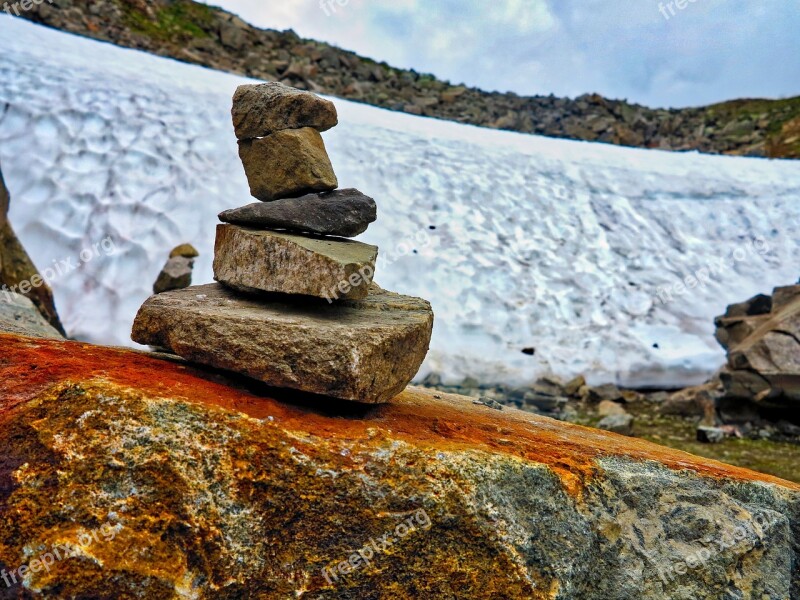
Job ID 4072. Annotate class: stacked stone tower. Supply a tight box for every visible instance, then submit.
[132,83,434,404]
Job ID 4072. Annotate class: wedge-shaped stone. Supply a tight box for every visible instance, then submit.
[213,225,377,300]
[238,128,338,201]
[219,189,377,237]
[131,283,433,403]
[232,82,338,140]
[153,256,195,294]
[0,291,63,339]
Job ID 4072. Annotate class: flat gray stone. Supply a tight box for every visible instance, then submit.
[232,82,338,140]
[219,189,377,238]
[238,128,338,202]
[0,291,64,339]
[213,225,377,301]
[131,283,434,403]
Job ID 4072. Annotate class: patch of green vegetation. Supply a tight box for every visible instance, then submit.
[121,0,216,43]
[573,405,800,483]
[705,96,800,133]
[630,406,800,484]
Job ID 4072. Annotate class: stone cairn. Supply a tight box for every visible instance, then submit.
[152,243,198,294]
[133,82,434,404]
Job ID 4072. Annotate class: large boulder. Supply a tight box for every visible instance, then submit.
[0,333,798,599]
[716,284,800,414]
[0,164,65,335]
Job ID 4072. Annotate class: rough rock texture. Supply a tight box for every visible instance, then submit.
[153,256,195,294]
[716,284,800,413]
[1,333,799,599]
[131,283,432,403]
[232,82,338,140]
[219,189,377,237]
[18,0,800,159]
[238,128,338,201]
[213,225,378,300]
[0,292,63,339]
[0,163,65,335]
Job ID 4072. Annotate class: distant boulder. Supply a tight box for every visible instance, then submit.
[716,284,800,416]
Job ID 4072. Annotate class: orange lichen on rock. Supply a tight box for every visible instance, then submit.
[0,333,795,493]
[1,333,799,599]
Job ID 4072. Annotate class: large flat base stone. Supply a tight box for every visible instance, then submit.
[131,283,433,403]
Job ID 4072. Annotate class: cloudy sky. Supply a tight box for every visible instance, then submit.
[209,0,799,109]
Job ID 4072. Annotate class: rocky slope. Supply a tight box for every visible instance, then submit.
[0,331,799,598]
[19,0,800,159]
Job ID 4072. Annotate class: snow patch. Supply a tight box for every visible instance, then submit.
[2,16,800,388]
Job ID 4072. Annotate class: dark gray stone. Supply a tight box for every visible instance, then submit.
[219,189,377,237]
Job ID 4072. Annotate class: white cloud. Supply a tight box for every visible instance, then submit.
[208,0,800,108]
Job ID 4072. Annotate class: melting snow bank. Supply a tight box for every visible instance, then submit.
[1,16,800,388]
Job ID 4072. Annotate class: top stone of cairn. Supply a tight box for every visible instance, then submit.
[232,82,339,140]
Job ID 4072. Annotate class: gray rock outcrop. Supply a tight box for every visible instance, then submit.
[716,284,800,415]
[0,161,65,335]
[0,290,64,339]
